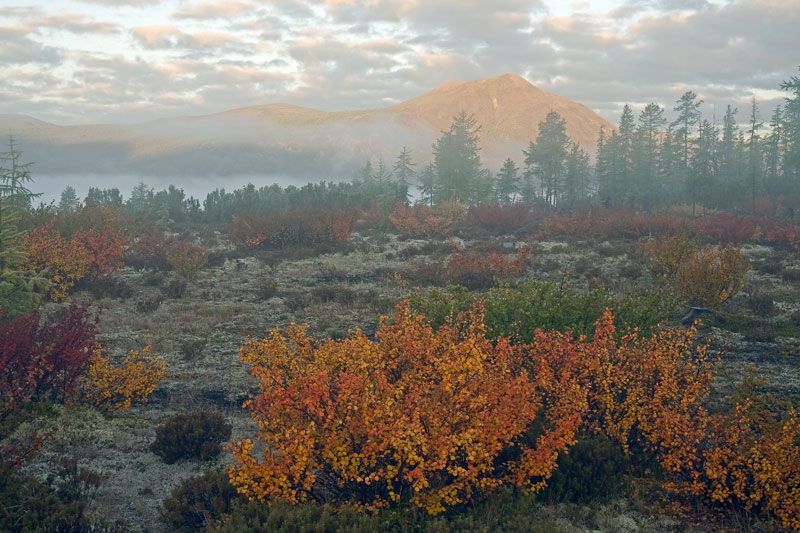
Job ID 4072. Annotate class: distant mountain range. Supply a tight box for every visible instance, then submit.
[0,74,612,179]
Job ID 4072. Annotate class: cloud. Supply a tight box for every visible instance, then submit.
[0,0,797,126]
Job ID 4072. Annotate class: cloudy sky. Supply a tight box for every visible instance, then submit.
[0,0,797,125]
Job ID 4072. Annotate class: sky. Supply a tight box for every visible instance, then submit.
[0,0,798,125]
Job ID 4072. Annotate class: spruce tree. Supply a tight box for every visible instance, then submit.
[746,97,763,213]
[780,68,800,182]
[496,158,520,205]
[431,112,483,205]
[634,103,666,208]
[0,137,43,316]
[562,142,591,208]
[392,146,415,205]
[670,91,703,213]
[58,186,80,212]
[524,110,569,206]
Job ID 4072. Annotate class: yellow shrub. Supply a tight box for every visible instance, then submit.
[675,244,747,307]
[83,345,167,411]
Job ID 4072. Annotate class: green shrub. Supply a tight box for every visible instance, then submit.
[407,281,675,341]
[538,434,629,504]
[0,458,125,532]
[256,277,278,300]
[151,411,232,464]
[310,284,356,305]
[163,276,188,299]
[162,469,238,531]
[135,293,164,313]
[85,275,133,300]
[208,490,561,533]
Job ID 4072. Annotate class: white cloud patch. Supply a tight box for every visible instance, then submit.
[0,0,796,124]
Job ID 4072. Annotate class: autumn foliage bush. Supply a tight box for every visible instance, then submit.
[22,225,91,301]
[82,344,167,412]
[165,240,207,279]
[22,220,128,301]
[463,203,538,234]
[0,305,98,414]
[646,234,747,307]
[228,209,356,250]
[388,204,462,238]
[229,303,583,515]
[445,249,530,289]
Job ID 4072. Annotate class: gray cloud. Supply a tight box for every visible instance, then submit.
[0,0,797,126]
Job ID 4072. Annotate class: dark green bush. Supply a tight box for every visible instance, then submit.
[311,284,356,305]
[538,434,629,504]
[746,291,776,317]
[135,293,164,313]
[256,277,278,300]
[162,469,238,531]
[179,338,207,360]
[208,490,561,533]
[407,281,675,341]
[85,276,133,300]
[151,411,232,464]
[163,276,188,299]
[0,458,125,532]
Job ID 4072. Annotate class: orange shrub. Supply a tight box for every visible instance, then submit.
[675,244,747,307]
[389,204,461,238]
[446,249,530,289]
[686,403,800,530]
[23,225,90,301]
[229,303,583,514]
[82,344,167,412]
[73,225,128,280]
[165,240,207,278]
[646,235,747,307]
[526,310,714,475]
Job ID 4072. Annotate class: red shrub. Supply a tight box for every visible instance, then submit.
[73,226,128,280]
[126,234,175,270]
[446,249,530,289]
[389,204,459,238]
[228,209,356,249]
[0,305,99,413]
[465,204,538,234]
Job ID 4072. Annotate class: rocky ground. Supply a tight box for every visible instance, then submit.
[7,229,799,532]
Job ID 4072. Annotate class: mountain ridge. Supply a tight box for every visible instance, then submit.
[0,74,612,178]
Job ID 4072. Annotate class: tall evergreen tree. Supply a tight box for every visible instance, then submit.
[0,137,43,316]
[634,103,666,208]
[780,68,800,182]
[764,105,784,190]
[690,119,720,209]
[373,156,391,184]
[562,142,591,208]
[524,110,569,206]
[417,163,436,206]
[719,105,740,188]
[392,146,415,205]
[58,186,80,212]
[431,112,483,204]
[616,104,636,205]
[746,97,763,213]
[496,158,520,205]
[671,91,703,212]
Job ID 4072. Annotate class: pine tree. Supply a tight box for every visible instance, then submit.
[392,146,415,205]
[764,105,784,190]
[58,186,80,212]
[617,105,636,205]
[524,110,569,206]
[356,160,374,183]
[0,137,43,316]
[595,126,612,206]
[373,156,391,184]
[418,163,436,206]
[634,103,666,208]
[690,119,719,210]
[128,182,154,213]
[780,68,800,182]
[562,142,591,208]
[671,91,703,213]
[746,97,763,213]
[720,105,740,188]
[431,112,483,205]
[496,158,520,205]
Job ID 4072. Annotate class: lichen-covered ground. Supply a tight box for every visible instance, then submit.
[7,229,799,532]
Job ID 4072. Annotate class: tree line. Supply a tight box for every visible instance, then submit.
[16,67,800,223]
